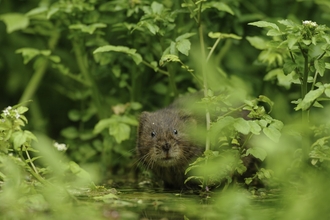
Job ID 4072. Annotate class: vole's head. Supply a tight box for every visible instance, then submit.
[136,108,200,168]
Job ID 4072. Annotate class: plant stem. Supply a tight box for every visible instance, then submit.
[167,64,178,97]
[19,27,60,104]
[301,47,309,125]
[240,133,253,151]
[206,36,221,63]
[300,44,310,160]
[219,103,248,118]
[311,51,327,90]
[24,147,39,175]
[71,36,106,119]
[183,0,198,23]
[18,150,48,185]
[216,39,232,64]
[19,58,49,103]
[197,4,211,152]
[142,60,169,76]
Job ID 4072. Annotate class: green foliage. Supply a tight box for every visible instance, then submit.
[248,18,330,165]
[2,0,330,219]
[0,105,103,218]
[185,94,281,188]
[248,19,330,110]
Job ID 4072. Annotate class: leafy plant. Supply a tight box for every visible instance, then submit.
[185,94,282,189]
[0,104,102,218]
[248,19,330,163]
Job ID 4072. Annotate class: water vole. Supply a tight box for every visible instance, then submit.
[136,96,261,189]
[136,105,203,189]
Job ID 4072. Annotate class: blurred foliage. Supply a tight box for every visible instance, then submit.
[1,0,330,219]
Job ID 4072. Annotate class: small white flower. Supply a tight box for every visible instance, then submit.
[14,110,20,119]
[3,110,9,116]
[54,142,67,151]
[3,106,11,116]
[303,20,318,27]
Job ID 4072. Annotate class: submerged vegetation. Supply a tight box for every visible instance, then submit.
[1,0,330,219]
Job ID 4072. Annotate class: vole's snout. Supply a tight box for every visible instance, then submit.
[162,143,171,152]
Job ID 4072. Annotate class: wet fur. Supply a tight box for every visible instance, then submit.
[136,107,203,189]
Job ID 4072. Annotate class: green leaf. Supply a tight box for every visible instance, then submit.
[16,48,42,64]
[313,101,323,108]
[257,168,273,179]
[212,116,235,132]
[169,41,176,54]
[12,131,27,150]
[175,33,196,42]
[93,118,115,134]
[325,88,330,98]
[246,36,268,50]
[264,68,282,81]
[159,54,180,66]
[272,119,284,130]
[68,109,81,121]
[61,127,79,139]
[68,161,93,183]
[295,87,325,111]
[26,7,48,17]
[120,116,138,126]
[278,19,298,29]
[283,59,297,74]
[93,45,142,65]
[287,36,298,49]
[248,121,262,135]
[266,29,282,36]
[315,59,326,77]
[25,156,42,163]
[49,55,61,63]
[16,106,29,115]
[236,161,247,174]
[0,120,11,131]
[130,102,142,110]
[0,13,29,33]
[233,118,250,135]
[24,130,38,142]
[325,62,330,70]
[176,39,191,56]
[69,23,106,34]
[264,68,294,89]
[263,126,281,142]
[68,161,82,174]
[151,1,164,14]
[245,177,253,185]
[258,95,274,113]
[109,122,130,143]
[246,147,267,161]
[208,32,242,40]
[248,21,279,31]
[184,175,203,184]
[144,22,159,35]
[204,2,234,15]
[47,7,59,19]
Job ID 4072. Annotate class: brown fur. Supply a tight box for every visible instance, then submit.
[136,107,203,189]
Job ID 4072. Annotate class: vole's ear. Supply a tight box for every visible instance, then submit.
[139,111,150,123]
[178,112,198,128]
[138,111,152,133]
[186,117,197,127]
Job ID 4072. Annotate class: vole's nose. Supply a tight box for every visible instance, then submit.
[162,143,171,152]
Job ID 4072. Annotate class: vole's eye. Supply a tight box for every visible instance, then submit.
[151,131,156,138]
[173,129,178,135]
